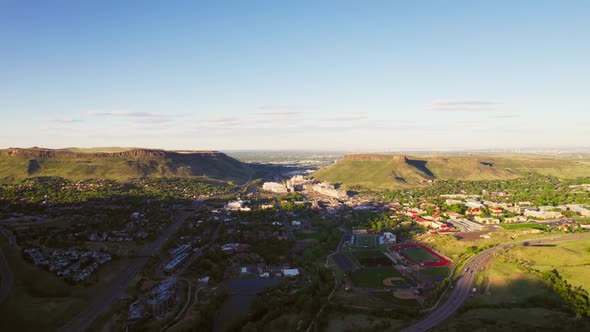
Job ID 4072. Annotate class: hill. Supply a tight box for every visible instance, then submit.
[313,154,590,190]
[0,147,256,183]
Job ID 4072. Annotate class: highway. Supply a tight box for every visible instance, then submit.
[60,200,201,332]
[402,234,590,332]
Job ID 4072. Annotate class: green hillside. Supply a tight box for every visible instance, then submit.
[313,154,590,190]
[0,148,255,183]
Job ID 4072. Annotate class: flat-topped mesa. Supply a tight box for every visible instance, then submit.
[344,154,409,162]
[0,147,226,159]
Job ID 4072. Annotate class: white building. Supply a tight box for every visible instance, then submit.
[567,204,590,217]
[312,182,348,200]
[282,268,300,277]
[224,199,251,211]
[524,209,563,220]
[383,232,397,243]
[263,182,288,193]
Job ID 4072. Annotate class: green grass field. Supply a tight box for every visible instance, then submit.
[508,239,590,292]
[420,267,450,278]
[500,223,550,231]
[369,291,421,307]
[350,267,404,289]
[354,235,377,248]
[351,249,392,266]
[403,247,439,262]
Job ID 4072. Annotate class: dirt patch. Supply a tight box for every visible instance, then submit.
[393,288,416,300]
[455,231,491,241]
[382,277,404,286]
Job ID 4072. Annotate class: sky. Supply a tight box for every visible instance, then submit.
[1,0,589,151]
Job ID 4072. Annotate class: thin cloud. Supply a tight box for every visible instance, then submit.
[46,117,83,124]
[256,103,315,111]
[256,111,304,117]
[86,110,157,117]
[429,99,501,111]
[321,113,369,122]
[489,114,519,119]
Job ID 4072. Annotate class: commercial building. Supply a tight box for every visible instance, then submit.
[147,277,178,319]
[163,252,189,273]
[262,182,288,193]
[524,209,563,220]
[312,182,348,200]
[224,199,251,211]
[286,175,308,191]
[128,277,179,322]
[169,244,191,256]
[221,243,250,255]
[282,268,300,277]
[383,232,397,243]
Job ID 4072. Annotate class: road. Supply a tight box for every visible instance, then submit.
[402,233,590,332]
[60,200,202,332]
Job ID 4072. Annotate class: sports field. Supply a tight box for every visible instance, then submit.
[404,247,438,262]
[351,249,392,267]
[351,267,404,289]
[354,235,377,248]
[392,243,451,267]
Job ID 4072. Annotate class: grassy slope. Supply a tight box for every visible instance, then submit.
[0,153,254,183]
[508,239,590,292]
[434,240,590,331]
[313,159,429,190]
[313,154,590,190]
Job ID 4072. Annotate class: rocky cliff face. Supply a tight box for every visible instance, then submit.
[344,154,409,162]
[0,148,226,159]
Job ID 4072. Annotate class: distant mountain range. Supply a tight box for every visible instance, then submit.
[313,154,590,190]
[0,147,255,183]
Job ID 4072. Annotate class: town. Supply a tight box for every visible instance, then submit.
[1,171,590,331]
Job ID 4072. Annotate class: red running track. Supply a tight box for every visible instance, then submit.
[391,243,451,267]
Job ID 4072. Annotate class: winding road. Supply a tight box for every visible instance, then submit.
[402,233,590,332]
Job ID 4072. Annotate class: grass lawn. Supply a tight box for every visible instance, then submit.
[419,230,581,259]
[420,267,450,278]
[370,291,421,307]
[351,267,403,289]
[508,239,590,292]
[500,223,549,231]
[403,247,439,262]
[351,249,393,267]
[354,235,376,248]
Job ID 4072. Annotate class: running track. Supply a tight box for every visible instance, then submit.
[392,243,451,267]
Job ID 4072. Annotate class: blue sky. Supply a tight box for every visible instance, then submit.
[1,0,589,151]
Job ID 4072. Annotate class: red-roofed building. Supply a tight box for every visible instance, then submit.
[489,207,503,215]
[466,208,482,215]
